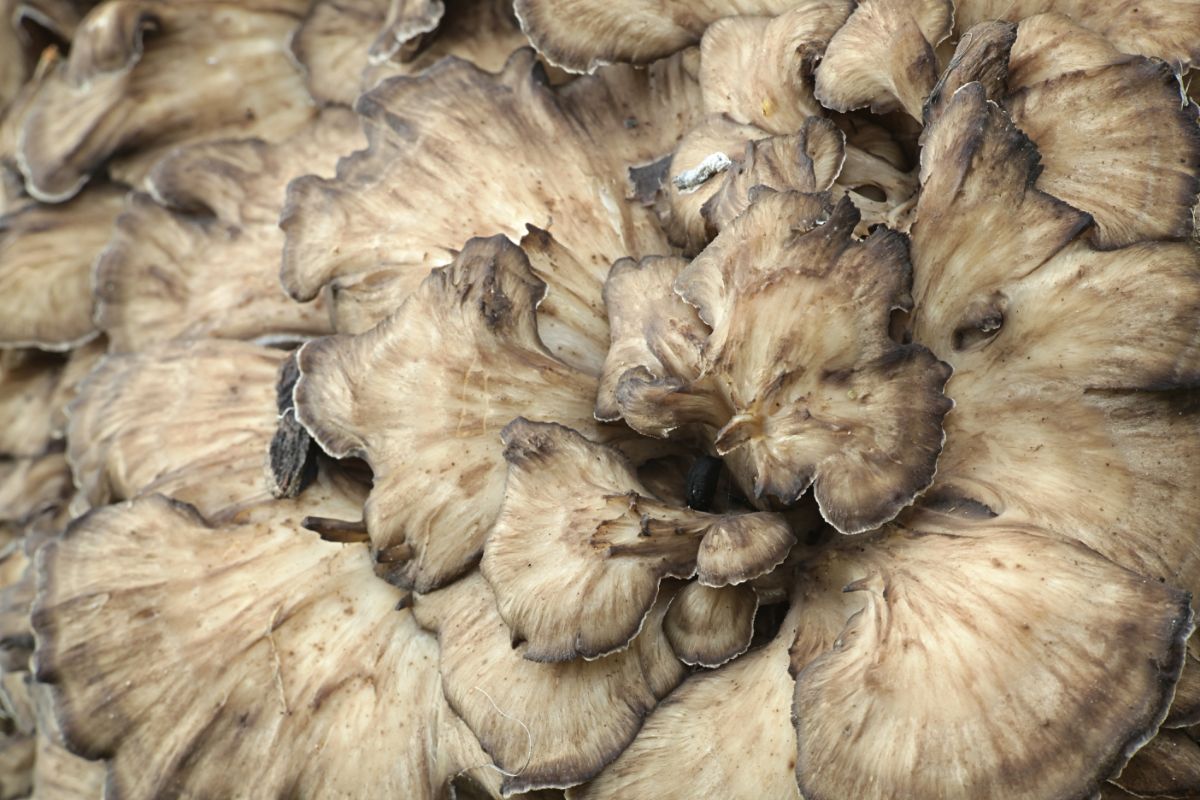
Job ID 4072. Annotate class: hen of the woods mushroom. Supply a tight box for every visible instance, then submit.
[1,0,1199,797]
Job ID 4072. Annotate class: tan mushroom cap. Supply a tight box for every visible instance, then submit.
[94,109,363,353]
[910,82,1200,602]
[513,0,825,73]
[294,236,653,592]
[792,524,1194,800]
[668,192,953,533]
[574,567,854,800]
[930,14,1200,248]
[0,734,33,797]
[280,48,697,334]
[815,0,953,120]
[662,582,757,668]
[33,493,503,799]
[1114,728,1200,798]
[953,0,1200,68]
[481,419,793,661]
[0,0,83,112]
[698,4,852,134]
[66,339,285,520]
[294,0,525,107]
[0,181,122,349]
[595,255,707,425]
[664,114,844,253]
[1166,650,1200,728]
[0,347,84,460]
[0,451,70,530]
[412,571,684,793]
[17,0,315,202]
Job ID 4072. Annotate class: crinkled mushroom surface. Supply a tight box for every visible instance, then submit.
[94,109,363,352]
[33,494,502,799]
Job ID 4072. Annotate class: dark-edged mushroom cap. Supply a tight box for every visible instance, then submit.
[909,82,1200,602]
[952,0,1200,68]
[17,0,314,201]
[698,4,852,134]
[280,48,697,334]
[0,179,121,350]
[573,567,854,800]
[664,114,844,252]
[514,0,851,73]
[792,524,1194,800]
[94,108,363,353]
[595,255,707,424]
[66,340,301,520]
[662,581,757,668]
[293,0,525,107]
[294,236,658,592]
[927,13,1200,248]
[657,192,953,533]
[33,493,503,799]
[480,419,793,661]
[815,0,953,119]
[1166,649,1200,728]
[1114,727,1200,798]
[412,571,684,794]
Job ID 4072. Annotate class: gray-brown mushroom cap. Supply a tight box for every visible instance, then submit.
[656,192,953,534]
[94,109,363,352]
[32,493,501,799]
[412,571,684,794]
[293,236,651,593]
[909,81,1200,604]
[792,525,1194,800]
[16,0,314,201]
[480,419,793,661]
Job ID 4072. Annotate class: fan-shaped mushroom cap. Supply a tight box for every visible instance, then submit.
[928,14,1200,248]
[280,48,697,333]
[94,109,363,353]
[515,0,849,73]
[480,419,792,661]
[0,181,122,349]
[662,582,757,668]
[665,115,844,252]
[910,82,1200,601]
[574,566,854,800]
[412,571,684,793]
[17,0,314,202]
[66,340,288,519]
[1115,727,1200,798]
[815,0,953,119]
[595,255,707,424]
[0,344,98,457]
[295,236,657,592]
[33,493,502,799]
[792,524,1194,800]
[698,4,852,133]
[294,0,525,106]
[953,0,1200,67]
[652,192,952,533]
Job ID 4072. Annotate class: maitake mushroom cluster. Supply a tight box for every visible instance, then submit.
[1,0,1199,797]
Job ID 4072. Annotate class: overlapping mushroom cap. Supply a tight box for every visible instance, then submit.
[2,1,1200,798]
